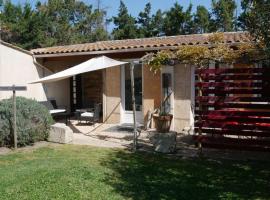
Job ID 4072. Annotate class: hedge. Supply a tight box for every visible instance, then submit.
[0,97,53,147]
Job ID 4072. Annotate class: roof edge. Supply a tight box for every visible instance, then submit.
[31,31,252,57]
[32,41,250,58]
[0,40,32,55]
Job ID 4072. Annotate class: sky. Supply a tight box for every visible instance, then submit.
[11,0,214,15]
[11,0,241,31]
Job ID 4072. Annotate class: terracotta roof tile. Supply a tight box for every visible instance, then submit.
[31,32,252,56]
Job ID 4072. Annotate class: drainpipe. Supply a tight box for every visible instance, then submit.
[32,55,53,73]
[31,54,53,101]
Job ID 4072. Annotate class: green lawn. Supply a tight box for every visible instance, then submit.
[0,145,269,200]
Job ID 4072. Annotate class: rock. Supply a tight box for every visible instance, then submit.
[148,131,177,153]
[48,123,73,144]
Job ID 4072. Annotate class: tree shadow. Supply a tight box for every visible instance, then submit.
[100,150,270,200]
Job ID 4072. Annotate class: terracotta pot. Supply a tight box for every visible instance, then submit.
[153,114,173,133]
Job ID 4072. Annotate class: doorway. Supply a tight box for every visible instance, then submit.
[121,63,143,124]
[161,66,174,129]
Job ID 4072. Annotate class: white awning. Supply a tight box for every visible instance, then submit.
[30,56,128,83]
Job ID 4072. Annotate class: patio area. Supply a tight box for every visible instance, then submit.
[59,119,270,161]
[68,119,149,149]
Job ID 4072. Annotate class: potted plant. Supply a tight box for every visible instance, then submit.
[153,106,173,133]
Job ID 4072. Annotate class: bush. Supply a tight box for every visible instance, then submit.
[0,97,53,147]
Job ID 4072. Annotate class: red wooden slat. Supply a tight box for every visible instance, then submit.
[193,136,270,152]
[195,136,270,146]
[195,102,270,109]
[196,81,264,88]
[196,67,269,74]
[197,88,265,95]
[195,96,270,102]
[194,128,270,137]
[195,120,270,131]
[196,109,270,117]
[195,115,270,123]
[200,74,265,81]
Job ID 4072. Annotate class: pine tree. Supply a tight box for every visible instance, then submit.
[240,0,270,53]
[0,1,44,49]
[162,2,185,36]
[194,5,211,33]
[0,0,109,49]
[137,2,152,38]
[162,3,195,36]
[112,0,138,39]
[183,4,195,34]
[151,9,164,37]
[211,0,237,32]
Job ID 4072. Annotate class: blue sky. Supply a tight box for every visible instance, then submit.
[11,0,215,16]
[11,0,241,31]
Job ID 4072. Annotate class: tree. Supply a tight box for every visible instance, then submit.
[137,2,153,38]
[162,3,185,36]
[0,1,45,49]
[111,0,138,39]
[0,0,109,49]
[162,3,196,36]
[211,0,237,32]
[194,6,211,33]
[150,9,164,37]
[240,0,270,53]
[183,4,195,34]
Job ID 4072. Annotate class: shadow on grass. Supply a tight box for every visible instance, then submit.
[100,150,270,200]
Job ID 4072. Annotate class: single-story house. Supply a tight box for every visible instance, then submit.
[1,32,254,133]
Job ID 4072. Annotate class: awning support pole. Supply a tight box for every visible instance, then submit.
[130,62,137,152]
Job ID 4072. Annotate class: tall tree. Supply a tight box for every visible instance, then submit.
[211,0,237,32]
[0,0,109,49]
[162,3,195,36]
[194,5,211,33]
[162,2,185,35]
[137,2,152,38]
[150,9,164,37]
[240,0,270,53]
[112,0,138,39]
[0,1,45,49]
[183,4,195,34]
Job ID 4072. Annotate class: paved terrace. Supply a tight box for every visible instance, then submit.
[67,120,270,161]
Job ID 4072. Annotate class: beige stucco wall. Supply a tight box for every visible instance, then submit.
[103,66,121,123]
[143,65,161,127]
[174,64,193,133]
[101,63,194,130]
[142,64,193,133]
[0,43,48,101]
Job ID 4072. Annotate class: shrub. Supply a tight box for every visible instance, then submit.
[0,97,53,147]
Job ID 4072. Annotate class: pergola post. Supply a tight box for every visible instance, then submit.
[12,88,17,149]
[130,62,138,151]
[0,85,27,149]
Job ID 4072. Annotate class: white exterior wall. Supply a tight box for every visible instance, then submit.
[0,42,66,106]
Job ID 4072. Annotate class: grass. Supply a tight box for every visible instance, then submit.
[0,145,269,200]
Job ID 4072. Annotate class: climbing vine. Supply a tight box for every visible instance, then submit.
[147,33,267,72]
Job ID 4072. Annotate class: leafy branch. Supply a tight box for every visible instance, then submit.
[147,33,267,72]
